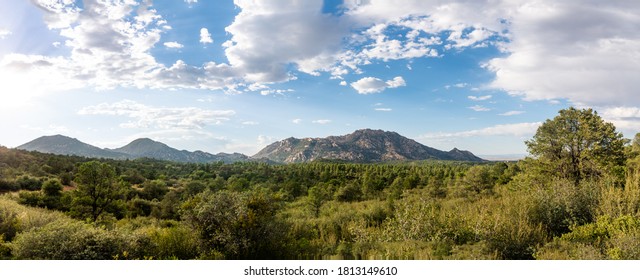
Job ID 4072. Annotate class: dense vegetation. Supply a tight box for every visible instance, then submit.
[2,107,640,259]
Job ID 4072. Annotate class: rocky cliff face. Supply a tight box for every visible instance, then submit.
[252,129,485,163]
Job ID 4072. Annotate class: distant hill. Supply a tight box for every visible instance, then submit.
[17,135,248,163]
[17,135,129,159]
[252,129,485,163]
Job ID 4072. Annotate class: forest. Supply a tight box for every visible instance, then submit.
[2,107,640,260]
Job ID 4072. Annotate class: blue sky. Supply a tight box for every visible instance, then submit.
[1,1,639,158]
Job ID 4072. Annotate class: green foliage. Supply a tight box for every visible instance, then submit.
[18,191,44,208]
[462,165,495,194]
[157,190,181,220]
[534,239,604,260]
[307,183,332,217]
[181,189,289,259]
[42,178,63,197]
[4,119,640,260]
[334,183,362,202]
[476,194,547,259]
[536,215,640,260]
[0,206,19,242]
[128,198,158,217]
[11,219,143,260]
[15,176,42,191]
[71,161,125,222]
[527,179,599,236]
[138,180,168,201]
[0,179,18,192]
[145,224,199,259]
[526,107,626,185]
[41,179,64,209]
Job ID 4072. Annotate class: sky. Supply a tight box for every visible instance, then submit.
[0,0,639,158]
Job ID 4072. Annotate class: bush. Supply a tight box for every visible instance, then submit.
[528,179,599,236]
[181,189,289,259]
[15,176,42,191]
[146,224,199,259]
[468,192,548,260]
[534,239,603,260]
[128,198,158,217]
[17,191,44,208]
[0,179,18,192]
[11,220,149,260]
[463,165,495,194]
[535,215,640,260]
[139,180,168,201]
[0,206,19,242]
[334,183,362,202]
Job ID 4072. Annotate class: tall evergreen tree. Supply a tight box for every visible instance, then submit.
[526,107,626,185]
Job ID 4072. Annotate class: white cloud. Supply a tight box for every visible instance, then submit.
[419,122,542,140]
[224,0,349,83]
[499,111,525,116]
[386,76,406,88]
[483,2,640,107]
[242,121,259,125]
[8,0,637,110]
[259,89,294,96]
[375,108,392,111]
[184,0,197,3]
[600,106,640,132]
[312,119,332,124]
[0,54,85,107]
[0,0,241,96]
[601,107,640,119]
[32,0,81,29]
[343,1,640,108]
[468,105,490,112]
[164,41,184,49]
[359,24,440,61]
[21,124,70,135]
[339,80,347,86]
[351,76,405,94]
[0,28,11,39]
[78,100,235,130]
[200,28,213,44]
[468,95,492,101]
[257,135,274,146]
[292,119,303,124]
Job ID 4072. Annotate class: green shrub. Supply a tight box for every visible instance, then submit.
[470,193,548,260]
[17,191,44,208]
[16,176,42,191]
[528,179,599,236]
[0,206,19,242]
[181,189,289,259]
[146,225,199,259]
[11,219,156,260]
[534,239,603,260]
[0,179,18,192]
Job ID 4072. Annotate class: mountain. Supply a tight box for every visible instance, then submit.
[17,135,248,163]
[252,129,485,163]
[109,138,248,163]
[17,135,129,159]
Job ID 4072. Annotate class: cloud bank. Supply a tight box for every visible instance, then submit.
[3,0,639,109]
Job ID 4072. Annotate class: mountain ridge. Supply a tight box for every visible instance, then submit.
[16,129,485,164]
[251,129,485,163]
[17,135,248,163]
